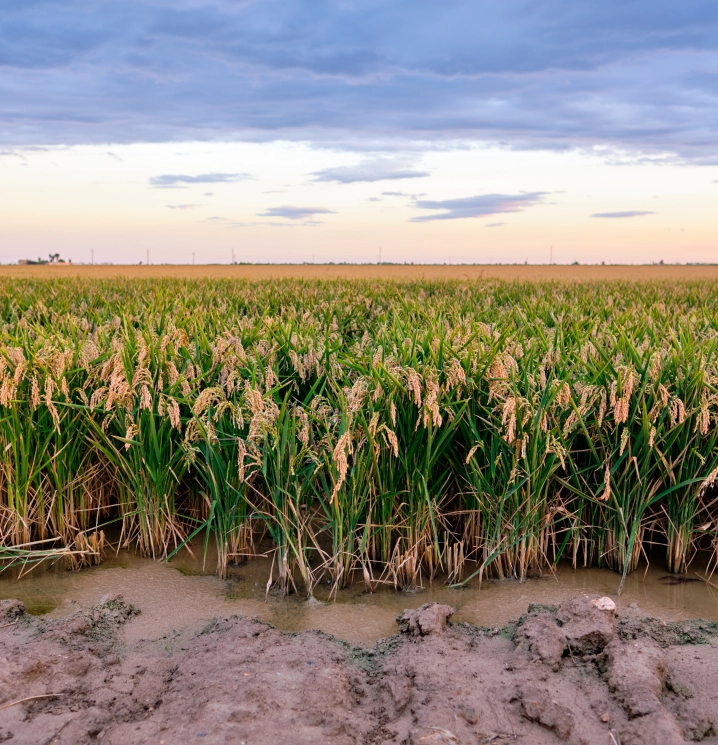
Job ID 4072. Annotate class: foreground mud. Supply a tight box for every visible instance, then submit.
[1,594,718,744]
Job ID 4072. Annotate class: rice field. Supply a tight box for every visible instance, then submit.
[3,263,718,282]
[2,275,718,595]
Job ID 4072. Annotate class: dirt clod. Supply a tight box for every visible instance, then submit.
[618,710,685,745]
[0,599,25,622]
[518,684,575,739]
[605,637,666,718]
[396,602,454,636]
[514,611,567,671]
[675,700,716,742]
[557,594,616,654]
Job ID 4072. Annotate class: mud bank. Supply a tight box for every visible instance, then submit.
[1,595,718,745]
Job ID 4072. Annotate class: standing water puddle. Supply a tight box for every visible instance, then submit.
[2,547,718,645]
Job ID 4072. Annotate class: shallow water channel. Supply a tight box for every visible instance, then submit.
[2,546,718,645]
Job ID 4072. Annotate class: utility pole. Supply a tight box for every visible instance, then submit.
[192,252,195,266]
[378,246,382,264]
[146,248,150,266]
[550,245,553,265]
[91,248,94,265]
[231,248,235,265]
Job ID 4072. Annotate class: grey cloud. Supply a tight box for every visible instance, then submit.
[410,193,546,222]
[312,158,429,183]
[150,173,253,187]
[1,2,718,161]
[485,222,505,228]
[167,204,199,210]
[258,206,336,220]
[590,210,655,218]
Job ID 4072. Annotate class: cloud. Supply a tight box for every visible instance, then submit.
[213,220,323,228]
[0,149,28,162]
[381,190,426,199]
[106,151,122,162]
[0,1,717,160]
[258,206,336,220]
[590,210,655,218]
[150,173,252,187]
[485,222,505,228]
[312,158,429,183]
[167,204,199,210]
[410,193,546,222]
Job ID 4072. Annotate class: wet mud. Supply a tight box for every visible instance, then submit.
[3,549,718,646]
[2,593,718,744]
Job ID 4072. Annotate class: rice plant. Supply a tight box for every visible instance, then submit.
[1,276,718,592]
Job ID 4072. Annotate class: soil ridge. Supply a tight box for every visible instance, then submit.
[1,594,717,744]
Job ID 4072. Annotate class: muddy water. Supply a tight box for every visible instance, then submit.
[2,547,718,645]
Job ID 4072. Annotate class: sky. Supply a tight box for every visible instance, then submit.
[1,0,717,265]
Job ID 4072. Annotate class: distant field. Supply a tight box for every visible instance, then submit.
[2,263,717,281]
